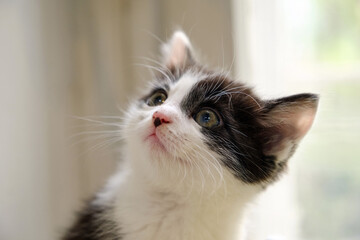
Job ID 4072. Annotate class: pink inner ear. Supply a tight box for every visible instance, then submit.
[169,37,187,67]
[164,31,191,69]
[292,107,317,139]
[262,104,318,158]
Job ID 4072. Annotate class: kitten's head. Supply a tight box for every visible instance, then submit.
[123,31,318,195]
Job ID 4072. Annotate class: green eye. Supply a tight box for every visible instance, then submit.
[195,109,220,128]
[147,91,167,106]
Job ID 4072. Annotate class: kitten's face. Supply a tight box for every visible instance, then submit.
[123,32,318,194]
[124,71,232,192]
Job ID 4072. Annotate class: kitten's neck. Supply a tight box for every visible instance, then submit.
[107,169,259,240]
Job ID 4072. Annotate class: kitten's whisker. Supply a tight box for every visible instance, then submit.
[135,56,175,83]
[94,137,123,151]
[197,154,225,192]
[208,74,226,94]
[69,123,120,130]
[80,115,125,120]
[70,133,123,148]
[134,63,173,84]
[71,116,123,128]
[177,147,195,199]
[76,136,122,157]
[135,56,167,70]
[191,142,226,191]
[185,149,206,196]
[141,29,165,45]
[69,130,121,139]
[221,36,225,71]
[195,151,218,194]
[209,85,262,108]
[116,107,129,116]
[224,45,236,80]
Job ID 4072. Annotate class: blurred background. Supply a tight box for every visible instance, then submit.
[1,0,359,240]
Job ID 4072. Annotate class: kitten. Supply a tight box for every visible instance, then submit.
[64,31,318,240]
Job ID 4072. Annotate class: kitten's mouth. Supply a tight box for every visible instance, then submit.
[144,130,167,152]
[144,128,190,165]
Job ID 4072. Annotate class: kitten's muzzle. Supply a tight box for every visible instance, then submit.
[153,111,171,128]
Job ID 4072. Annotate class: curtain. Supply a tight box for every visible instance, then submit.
[0,1,235,239]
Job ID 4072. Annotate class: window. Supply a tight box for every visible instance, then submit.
[233,0,360,239]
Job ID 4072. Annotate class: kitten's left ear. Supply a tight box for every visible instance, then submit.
[259,93,319,162]
[162,31,194,71]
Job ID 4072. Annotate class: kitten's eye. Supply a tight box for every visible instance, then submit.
[147,91,167,106]
[194,109,220,128]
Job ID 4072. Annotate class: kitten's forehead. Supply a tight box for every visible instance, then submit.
[167,71,205,104]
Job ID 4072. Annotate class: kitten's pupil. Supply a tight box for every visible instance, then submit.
[154,96,163,104]
[202,112,211,122]
[203,113,210,122]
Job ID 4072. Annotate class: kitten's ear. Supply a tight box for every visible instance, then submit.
[162,31,194,71]
[260,94,319,162]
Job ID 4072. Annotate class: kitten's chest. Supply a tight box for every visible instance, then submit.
[115,195,239,240]
[111,176,246,240]
[118,198,192,240]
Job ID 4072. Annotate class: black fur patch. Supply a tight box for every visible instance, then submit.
[179,71,290,183]
[63,200,121,240]
[181,74,275,183]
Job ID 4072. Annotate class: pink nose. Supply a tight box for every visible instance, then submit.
[153,111,171,128]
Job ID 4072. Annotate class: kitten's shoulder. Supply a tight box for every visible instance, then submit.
[63,198,121,240]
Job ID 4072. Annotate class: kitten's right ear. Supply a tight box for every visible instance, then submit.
[259,93,319,163]
[161,31,194,71]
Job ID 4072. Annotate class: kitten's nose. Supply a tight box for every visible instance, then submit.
[153,111,171,128]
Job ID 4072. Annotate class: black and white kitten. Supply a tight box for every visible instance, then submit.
[64,31,318,240]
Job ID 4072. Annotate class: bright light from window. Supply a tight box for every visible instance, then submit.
[233,0,360,239]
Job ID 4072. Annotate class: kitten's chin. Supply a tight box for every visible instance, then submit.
[144,132,170,156]
[143,132,190,167]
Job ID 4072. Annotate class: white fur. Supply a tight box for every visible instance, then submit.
[93,71,263,240]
